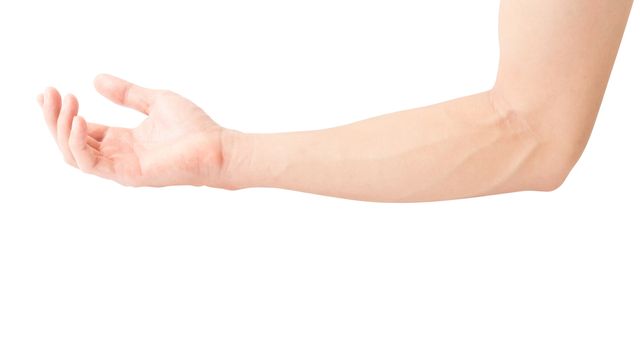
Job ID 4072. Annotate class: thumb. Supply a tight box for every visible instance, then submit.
[94,74,157,115]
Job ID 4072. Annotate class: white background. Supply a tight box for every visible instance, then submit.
[1,1,638,349]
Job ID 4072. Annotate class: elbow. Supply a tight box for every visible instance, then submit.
[529,155,576,192]
[534,178,567,193]
[519,119,592,193]
[489,91,594,193]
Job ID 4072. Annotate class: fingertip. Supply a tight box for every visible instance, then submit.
[95,73,112,80]
[94,73,117,89]
[70,116,86,140]
[44,86,60,98]
[43,87,62,136]
[94,73,107,86]
[65,93,79,106]
[94,74,117,97]
[44,87,62,109]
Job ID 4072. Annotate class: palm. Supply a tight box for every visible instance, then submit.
[39,75,224,187]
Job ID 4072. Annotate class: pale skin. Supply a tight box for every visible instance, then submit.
[38,0,633,202]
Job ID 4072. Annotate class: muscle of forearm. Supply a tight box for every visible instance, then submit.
[225,92,539,202]
[222,0,633,202]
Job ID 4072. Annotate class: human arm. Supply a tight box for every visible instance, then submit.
[220,0,633,202]
[39,0,633,202]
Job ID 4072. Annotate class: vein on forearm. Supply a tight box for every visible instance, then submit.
[242,92,541,202]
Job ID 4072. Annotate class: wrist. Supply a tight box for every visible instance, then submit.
[216,129,292,191]
[216,128,251,190]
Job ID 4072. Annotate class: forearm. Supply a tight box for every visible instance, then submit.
[220,91,548,202]
[215,0,632,202]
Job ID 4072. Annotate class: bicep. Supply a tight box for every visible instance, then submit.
[492,0,633,151]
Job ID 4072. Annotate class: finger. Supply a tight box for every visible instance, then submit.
[69,116,94,172]
[94,74,156,115]
[57,94,80,166]
[43,87,62,139]
[37,94,44,107]
[87,122,110,142]
[87,136,101,150]
[69,116,114,179]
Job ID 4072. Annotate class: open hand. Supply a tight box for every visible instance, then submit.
[38,75,229,187]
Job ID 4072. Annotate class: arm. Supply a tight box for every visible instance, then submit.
[222,0,633,201]
[38,0,632,202]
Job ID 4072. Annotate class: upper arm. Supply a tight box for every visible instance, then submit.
[491,0,633,185]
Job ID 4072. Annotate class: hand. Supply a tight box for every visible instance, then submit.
[38,74,229,187]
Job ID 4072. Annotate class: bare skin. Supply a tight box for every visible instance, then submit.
[38,0,633,202]
[39,79,224,187]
